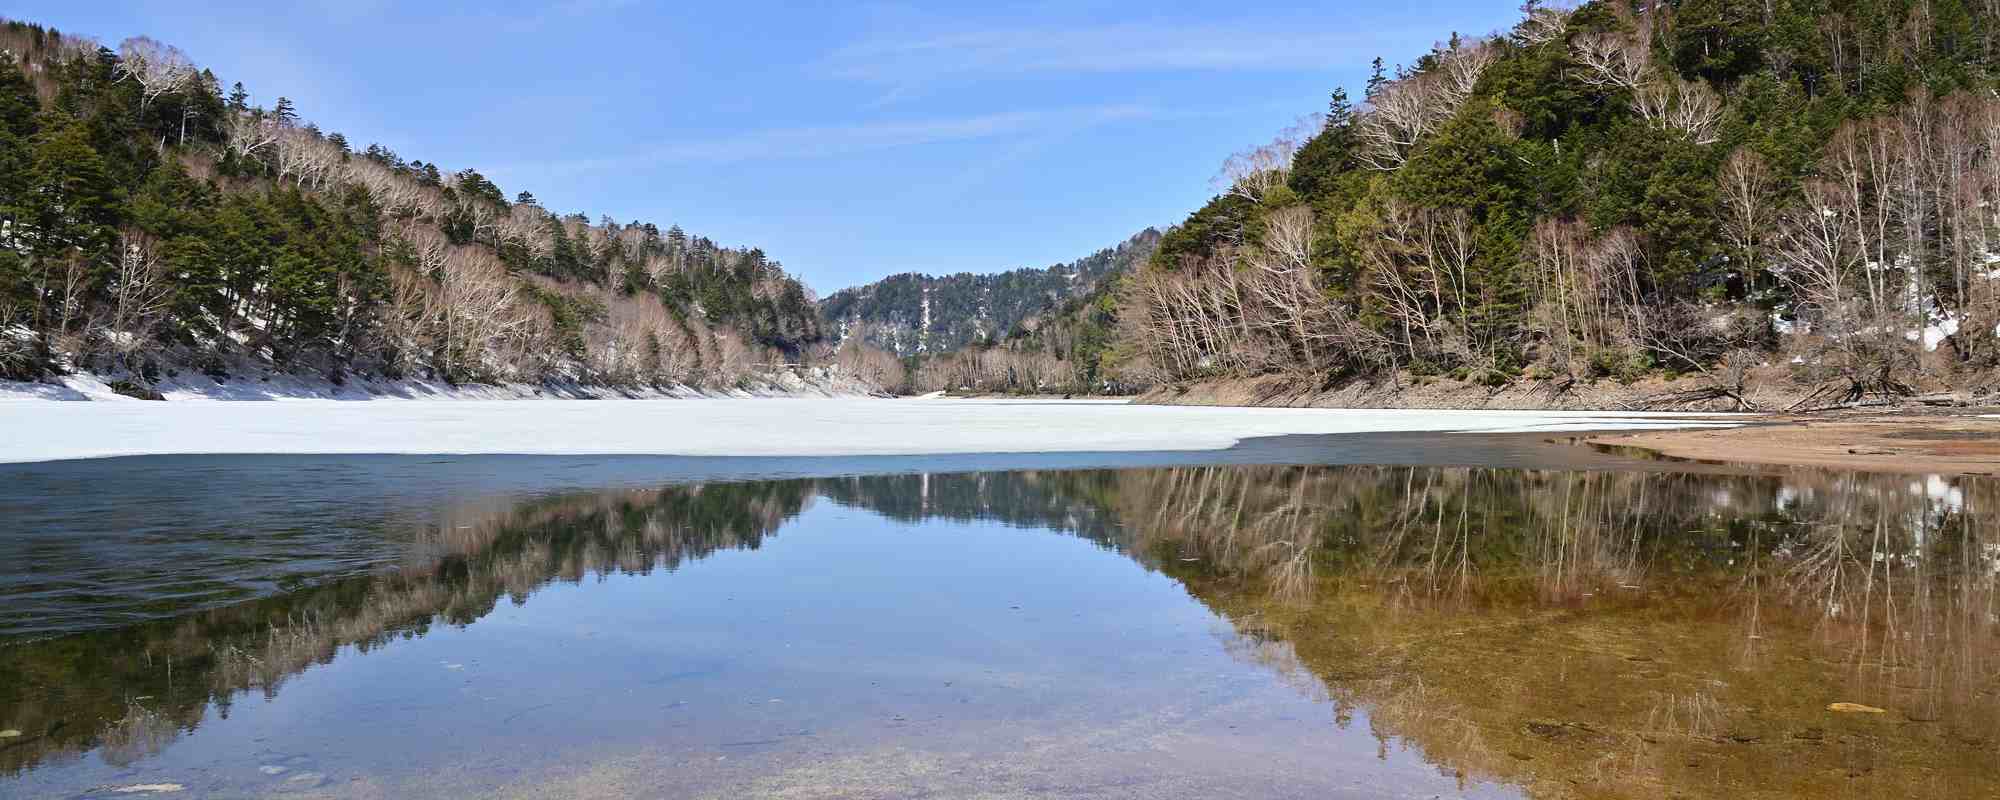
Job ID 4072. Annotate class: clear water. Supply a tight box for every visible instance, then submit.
[2,436,1994,798]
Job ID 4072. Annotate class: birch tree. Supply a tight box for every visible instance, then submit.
[115,37,196,109]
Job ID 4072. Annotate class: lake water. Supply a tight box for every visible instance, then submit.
[1,435,1994,798]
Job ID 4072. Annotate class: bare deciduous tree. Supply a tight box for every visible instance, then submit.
[1436,39,1499,110]
[1356,41,1497,171]
[1520,3,1568,45]
[1773,181,1862,345]
[495,203,553,257]
[1527,220,1643,373]
[1217,118,1317,202]
[223,112,279,160]
[1718,148,1775,283]
[273,125,341,189]
[1516,4,1573,45]
[1357,77,1445,171]
[1633,78,1723,144]
[432,246,531,380]
[1365,201,1482,366]
[105,231,173,367]
[1571,32,1650,91]
[343,158,427,215]
[115,37,195,109]
[395,221,453,276]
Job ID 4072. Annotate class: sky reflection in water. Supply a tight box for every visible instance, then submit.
[1,444,1995,798]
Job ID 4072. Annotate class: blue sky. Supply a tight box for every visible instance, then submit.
[13,1,1524,293]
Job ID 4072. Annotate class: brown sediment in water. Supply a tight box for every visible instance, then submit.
[1590,412,2000,476]
[1126,465,2000,800]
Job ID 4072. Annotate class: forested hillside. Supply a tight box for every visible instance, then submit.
[0,19,827,394]
[825,229,1158,394]
[822,229,1157,355]
[1117,0,2000,409]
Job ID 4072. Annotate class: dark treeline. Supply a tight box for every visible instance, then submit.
[1116,0,2000,408]
[0,20,823,391]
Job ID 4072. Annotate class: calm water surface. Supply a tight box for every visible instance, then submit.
[1,435,1994,798]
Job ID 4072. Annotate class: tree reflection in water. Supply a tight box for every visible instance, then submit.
[3,464,1994,798]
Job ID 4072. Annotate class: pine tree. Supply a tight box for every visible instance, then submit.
[26,117,119,257]
[0,60,39,139]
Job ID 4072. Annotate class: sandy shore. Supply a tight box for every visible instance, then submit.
[1590,411,2000,475]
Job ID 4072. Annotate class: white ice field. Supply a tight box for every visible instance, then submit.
[0,397,1742,465]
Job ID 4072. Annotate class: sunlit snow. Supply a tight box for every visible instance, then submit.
[0,397,1742,465]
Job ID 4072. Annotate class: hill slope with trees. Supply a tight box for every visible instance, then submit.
[0,19,835,397]
[821,229,1158,356]
[823,229,1160,394]
[1114,0,2000,410]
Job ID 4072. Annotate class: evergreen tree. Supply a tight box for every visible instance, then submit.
[26,116,119,259]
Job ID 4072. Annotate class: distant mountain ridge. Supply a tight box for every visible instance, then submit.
[820,229,1160,358]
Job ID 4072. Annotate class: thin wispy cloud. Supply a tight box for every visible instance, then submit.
[502,103,1154,177]
[818,20,1403,84]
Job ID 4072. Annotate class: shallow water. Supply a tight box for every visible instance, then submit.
[1,438,1994,798]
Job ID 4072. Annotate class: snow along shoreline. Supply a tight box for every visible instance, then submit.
[0,366,882,402]
[0,397,1746,465]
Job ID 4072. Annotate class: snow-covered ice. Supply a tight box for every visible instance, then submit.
[0,398,1742,465]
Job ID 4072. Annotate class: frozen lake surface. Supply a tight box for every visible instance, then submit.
[0,397,1739,464]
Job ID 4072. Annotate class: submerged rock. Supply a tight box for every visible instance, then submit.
[275,772,327,791]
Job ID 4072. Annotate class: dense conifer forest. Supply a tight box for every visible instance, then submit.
[1112,0,2000,408]
[0,19,824,392]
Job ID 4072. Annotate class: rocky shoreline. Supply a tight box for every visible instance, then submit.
[1134,369,1996,413]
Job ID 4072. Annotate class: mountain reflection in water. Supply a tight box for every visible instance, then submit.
[2,463,1995,798]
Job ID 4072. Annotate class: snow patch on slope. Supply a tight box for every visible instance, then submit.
[0,366,881,403]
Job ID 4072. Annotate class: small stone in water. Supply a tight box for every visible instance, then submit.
[278,772,328,790]
[0,729,20,738]
[259,765,289,776]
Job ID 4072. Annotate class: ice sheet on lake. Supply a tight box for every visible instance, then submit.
[0,398,1742,465]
